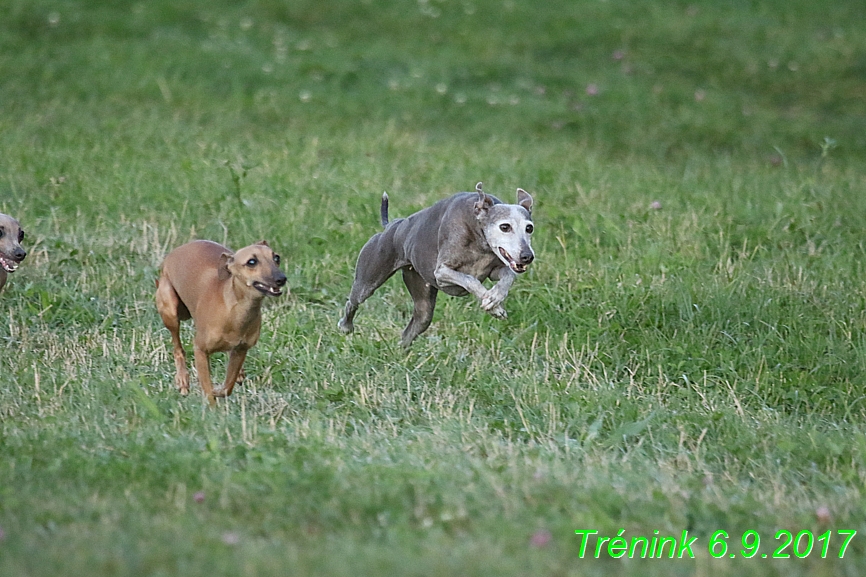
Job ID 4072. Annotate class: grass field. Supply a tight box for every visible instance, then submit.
[2,0,866,575]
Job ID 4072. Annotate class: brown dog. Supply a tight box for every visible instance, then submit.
[156,240,286,402]
[0,213,26,293]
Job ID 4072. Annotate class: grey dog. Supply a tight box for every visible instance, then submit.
[338,182,535,347]
[0,213,26,293]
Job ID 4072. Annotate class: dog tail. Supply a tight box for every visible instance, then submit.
[380,192,389,227]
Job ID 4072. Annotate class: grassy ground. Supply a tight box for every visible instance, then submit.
[2,0,866,575]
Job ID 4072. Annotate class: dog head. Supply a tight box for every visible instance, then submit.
[219,240,287,297]
[474,183,535,274]
[0,213,26,275]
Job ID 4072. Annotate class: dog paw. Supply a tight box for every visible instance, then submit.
[175,373,190,395]
[337,318,354,334]
[488,305,508,319]
[481,288,507,311]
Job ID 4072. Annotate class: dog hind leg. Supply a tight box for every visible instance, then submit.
[155,277,191,394]
[338,236,399,334]
[400,267,438,348]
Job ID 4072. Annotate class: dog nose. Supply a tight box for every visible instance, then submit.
[519,251,534,265]
[275,273,287,287]
[13,247,25,261]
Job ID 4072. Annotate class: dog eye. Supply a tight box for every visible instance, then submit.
[273,254,281,265]
[526,224,533,234]
[246,258,258,267]
[18,230,24,242]
[499,223,511,233]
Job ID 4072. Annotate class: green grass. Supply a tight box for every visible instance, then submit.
[2,0,866,575]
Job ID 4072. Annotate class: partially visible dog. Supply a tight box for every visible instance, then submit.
[156,240,286,403]
[338,182,535,347]
[0,213,27,293]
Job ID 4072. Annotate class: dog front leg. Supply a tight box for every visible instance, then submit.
[434,264,488,300]
[434,264,508,318]
[193,344,217,406]
[481,267,516,314]
[400,267,439,347]
[214,348,248,398]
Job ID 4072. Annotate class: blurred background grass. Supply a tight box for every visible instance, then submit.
[4,0,865,157]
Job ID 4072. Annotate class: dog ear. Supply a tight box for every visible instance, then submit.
[516,188,533,214]
[255,240,270,247]
[474,183,495,215]
[474,193,494,215]
[218,252,233,281]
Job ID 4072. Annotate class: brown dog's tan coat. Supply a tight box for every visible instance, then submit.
[0,213,26,293]
[156,240,286,402]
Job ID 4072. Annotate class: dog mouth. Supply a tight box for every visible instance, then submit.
[498,247,528,274]
[0,255,20,273]
[252,282,283,297]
